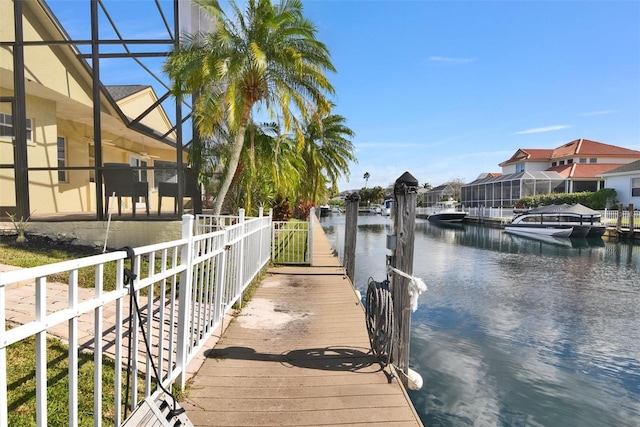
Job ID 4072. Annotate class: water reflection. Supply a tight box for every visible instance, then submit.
[319,214,640,426]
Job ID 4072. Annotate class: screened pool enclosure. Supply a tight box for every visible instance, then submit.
[462,171,568,208]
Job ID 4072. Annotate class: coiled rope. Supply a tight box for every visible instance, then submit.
[365,277,394,362]
[365,267,427,363]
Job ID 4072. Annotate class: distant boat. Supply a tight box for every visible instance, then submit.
[319,205,331,217]
[369,204,382,214]
[383,198,393,216]
[427,200,467,223]
[505,203,605,238]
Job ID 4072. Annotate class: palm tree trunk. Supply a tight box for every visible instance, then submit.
[213,107,252,216]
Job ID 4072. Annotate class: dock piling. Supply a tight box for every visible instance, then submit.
[390,172,418,388]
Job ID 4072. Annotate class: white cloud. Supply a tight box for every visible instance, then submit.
[428,56,476,64]
[513,125,570,135]
[578,110,616,116]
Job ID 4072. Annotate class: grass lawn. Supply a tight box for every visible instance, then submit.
[6,334,123,426]
[1,235,162,425]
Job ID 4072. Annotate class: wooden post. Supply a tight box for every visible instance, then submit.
[343,192,360,284]
[390,172,418,387]
[629,204,635,232]
[617,203,623,232]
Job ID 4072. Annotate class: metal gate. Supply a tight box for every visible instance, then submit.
[271,221,312,265]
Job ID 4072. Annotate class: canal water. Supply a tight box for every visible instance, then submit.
[319,213,640,427]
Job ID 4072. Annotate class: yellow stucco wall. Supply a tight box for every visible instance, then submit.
[1,1,94,108]
[1,2,190,216]
[118,89,176,139]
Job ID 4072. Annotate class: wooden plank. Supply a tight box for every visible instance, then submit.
[181,222,423,426]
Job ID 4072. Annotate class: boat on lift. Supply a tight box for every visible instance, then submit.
[504,203,605,238]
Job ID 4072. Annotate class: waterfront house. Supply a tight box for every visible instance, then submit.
[421,183,456,206]
[599,160,640,208]
[462,139,640,208]
[1,0,189,220]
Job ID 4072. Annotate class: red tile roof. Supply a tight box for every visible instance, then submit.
[500,139,640,166]
[499,149,554,166]
[546,164,573,177]
[546,163,626,179]
[568,163,626,179]
[553,139,640,158]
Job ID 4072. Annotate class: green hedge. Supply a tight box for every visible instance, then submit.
[516,188,618,210]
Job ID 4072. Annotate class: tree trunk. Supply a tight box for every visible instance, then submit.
[213,107,252,216]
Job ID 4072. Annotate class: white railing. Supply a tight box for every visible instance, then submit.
[463,206,512,221]
[0,210,272,427]
[270,207,315,265]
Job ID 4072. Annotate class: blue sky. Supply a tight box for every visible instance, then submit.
[47,0,640,192]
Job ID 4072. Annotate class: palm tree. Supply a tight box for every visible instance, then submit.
[164,0,335,215]
[300,112,356,204]
[363,172,370,188]
[233,121,303,215]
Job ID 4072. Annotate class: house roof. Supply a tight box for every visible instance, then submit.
[499,139,640,166]
[600,159,640,175]
[499,149,554,166]
[569,163,626,179]
[552,138,640,158]
[537,163,624,179]
[106,85,150,101]
[428,184,453,192]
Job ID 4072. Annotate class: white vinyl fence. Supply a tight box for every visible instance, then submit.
[0,210,272,427]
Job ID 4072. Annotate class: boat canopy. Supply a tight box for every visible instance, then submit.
[527,203,600,216]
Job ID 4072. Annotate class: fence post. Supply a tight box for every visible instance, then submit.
[390,172,418,388]
[308,208,315,266]
[629,204,635,231]
[343,192,360,284]
[176,214,195,389]
[238,209,246,306]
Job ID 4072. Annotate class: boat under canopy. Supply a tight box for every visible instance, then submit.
[507,203,605,238]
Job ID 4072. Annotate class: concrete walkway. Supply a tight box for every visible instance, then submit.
[180,222,423,426]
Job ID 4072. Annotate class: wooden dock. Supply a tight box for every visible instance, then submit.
[180,221,423,426]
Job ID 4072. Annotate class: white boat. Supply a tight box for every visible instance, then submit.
[505,203,605,238]
[505,226,574,238]
[383,198,393,216]
[427,200,467,223]
[506,229,574,246]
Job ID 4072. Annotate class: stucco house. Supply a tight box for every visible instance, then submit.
[1,0,189,219]
[462,139,640,208]
[599,160,640,208]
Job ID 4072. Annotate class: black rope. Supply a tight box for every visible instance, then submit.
[365,277,394,365]
[123,247,135,419]
[121,246,185,420]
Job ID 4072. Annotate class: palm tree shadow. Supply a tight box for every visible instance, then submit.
[205,346,385,374]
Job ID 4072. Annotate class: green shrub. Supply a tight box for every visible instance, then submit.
[516,188,618,210]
